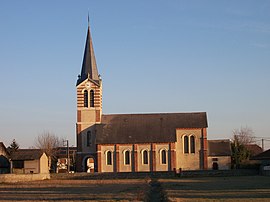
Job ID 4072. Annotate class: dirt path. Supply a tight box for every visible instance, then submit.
[147,178,168,202]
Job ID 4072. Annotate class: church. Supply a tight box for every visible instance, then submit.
[76,23,208,173]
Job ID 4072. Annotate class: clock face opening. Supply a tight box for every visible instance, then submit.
[86,82,91,88]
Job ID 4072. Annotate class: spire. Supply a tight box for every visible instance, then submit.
[77,18,100,86]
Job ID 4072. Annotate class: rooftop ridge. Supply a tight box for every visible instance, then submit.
[102,112,207,116]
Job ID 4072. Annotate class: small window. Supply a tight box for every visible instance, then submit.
[212,158,218,162]
[161,150,167,164]
[86,131,91,147]
[90,90,94,107]
[106,151,112,165]
[184,136,189,154]
[84,90,88,107]
[190,136,195,153]
[13,160,24,169]
[142,150,148,164]
[124,150,130,165]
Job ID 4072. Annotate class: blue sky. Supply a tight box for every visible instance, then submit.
[0,0,270,149]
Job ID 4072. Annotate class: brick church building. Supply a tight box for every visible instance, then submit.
[76,22,208,173]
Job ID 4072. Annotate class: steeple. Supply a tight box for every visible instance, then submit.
[77,21,100,86]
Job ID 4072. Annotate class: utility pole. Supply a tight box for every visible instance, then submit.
[63,140,70,173]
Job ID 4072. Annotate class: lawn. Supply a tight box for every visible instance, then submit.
[0,179,150,201]
[0,175,269,201]
[160,175,270,202]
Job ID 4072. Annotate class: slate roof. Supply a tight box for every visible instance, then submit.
[208,139,232,156]
[10,149,45,161]
[251,149,270,160]
[96,112,208,144]
[245,144,263,157]
[77,25,100,86]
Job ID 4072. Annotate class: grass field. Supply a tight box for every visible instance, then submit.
[0,179,150,201]
[161,175,270,202]
[0,175,269,201]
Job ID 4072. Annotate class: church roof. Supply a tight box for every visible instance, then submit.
[96,112,208,144]
[77,24,100,86]
[208,139,232,156]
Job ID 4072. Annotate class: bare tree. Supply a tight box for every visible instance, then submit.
[231,126,255,169]
[35,131,63,171]
[232,126,255,145]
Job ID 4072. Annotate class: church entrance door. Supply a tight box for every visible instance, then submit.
[212,162,219,170]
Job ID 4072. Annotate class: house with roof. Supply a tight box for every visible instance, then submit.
[245,144,263,158]
[55,147,77,173]
[10,149,49,174]
[75,21,208,172]
[207,139,232,170]
[251,149,270,173]
[0,142,10,174]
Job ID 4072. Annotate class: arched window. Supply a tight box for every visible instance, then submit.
[106,151,112,165]
[184,136,189,154]
[161,149,167,164]
[142,150,148,164]
[84,90,88,107]
[124,150,130,165]
[190,135,195,153]
[86,131,91,147]
[90,90,94,107]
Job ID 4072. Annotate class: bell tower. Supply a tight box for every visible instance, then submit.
[76,21,102,172]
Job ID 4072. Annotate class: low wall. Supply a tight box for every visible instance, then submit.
[51,171,175,180]
[51,169,260,180]
[176,169,259,177]
[0,173,50,183]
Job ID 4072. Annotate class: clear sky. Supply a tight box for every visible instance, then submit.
[0,0,270,149]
